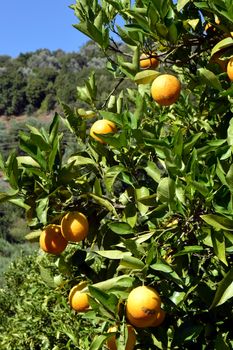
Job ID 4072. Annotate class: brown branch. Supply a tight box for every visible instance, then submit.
[101,77,125,109]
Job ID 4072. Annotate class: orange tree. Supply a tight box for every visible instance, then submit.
[1,0,233,349]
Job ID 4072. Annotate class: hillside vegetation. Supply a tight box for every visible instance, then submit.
[0,41,125,116]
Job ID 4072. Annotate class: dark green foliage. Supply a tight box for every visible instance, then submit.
[0,251,96,349]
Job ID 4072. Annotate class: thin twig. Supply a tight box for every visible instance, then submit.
[101,77,125,109]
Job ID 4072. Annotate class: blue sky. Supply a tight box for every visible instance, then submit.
[0,0,89,57]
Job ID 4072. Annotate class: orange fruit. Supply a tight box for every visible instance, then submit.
[140,53,159,69]
[126,286,161,322]
[126,308,165,328]
[151,74,181,106]
[39,224,68,255]
[90,119,117,143]
[107,324,136,350]
[61,211,89,242]
[68,285,90,312]
[227,57,233,81]
[126,309,156,328]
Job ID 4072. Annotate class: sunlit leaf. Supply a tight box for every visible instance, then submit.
[177,0,191,11]
[201,214,233,231]
[134,70,160,85]
[210,267,233,308]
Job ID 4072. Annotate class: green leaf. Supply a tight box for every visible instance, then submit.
[227,117,233,146]
[36,197,49,225]
[48,134,62,172]
[87,193,118,217]
[89,334,112,350]
[211,231,228,266]
[183,133,203,155]
[210,267,233,308]
[168,22,178,43]
[67,155,96,166]
[6,151,19,190]
[144,160,162,183]
[104,165,127,193]
[157,177,175,203]
[78,108,96,118]
[95,250,131,259]
[108,222,134,235]
[150,262,173,273]
[174,246,204,256]
[173,128,183,157]
[17,156,40,168]
[89,275,135,292]
[124,202,137,228]
[19,133,47,170]
[134,70,160,85]
[116,25,139,46]
[186,18,199,30]
[25,230,41,242]
[120,255,145,270]
[198,68,222,91]
[26,124,50,151]
[0,189,19,203]
[150,262,184,287]
[135,186,150,215]
[88,286,118,313]
[226,164,233,192]
[201,214,233,231]
[176,0,191,11]
[136,194,157,206]
[211,37,233,57]
[49,112,60,144]
[9,198,30,211]
[189,180,209,196]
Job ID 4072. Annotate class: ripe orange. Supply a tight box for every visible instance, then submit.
[126,308,165,328]
[126,309,156,328]
[140,53,159,69]
[227,57,233,81]
[107,324,136,350]
[90,119,117,143]
[68,285,90,312]
[126,286,161,321]
[61,211,89,242]
[151,74,181,106]
[39,224,68,255]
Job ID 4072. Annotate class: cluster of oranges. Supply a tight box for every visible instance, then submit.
[39,211,89,255]
[139,52,181,106]
[88,51,182,145]
[68,284,165,350]
[39,214,165,349]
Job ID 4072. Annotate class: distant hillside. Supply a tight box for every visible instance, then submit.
[0,41,121,116]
